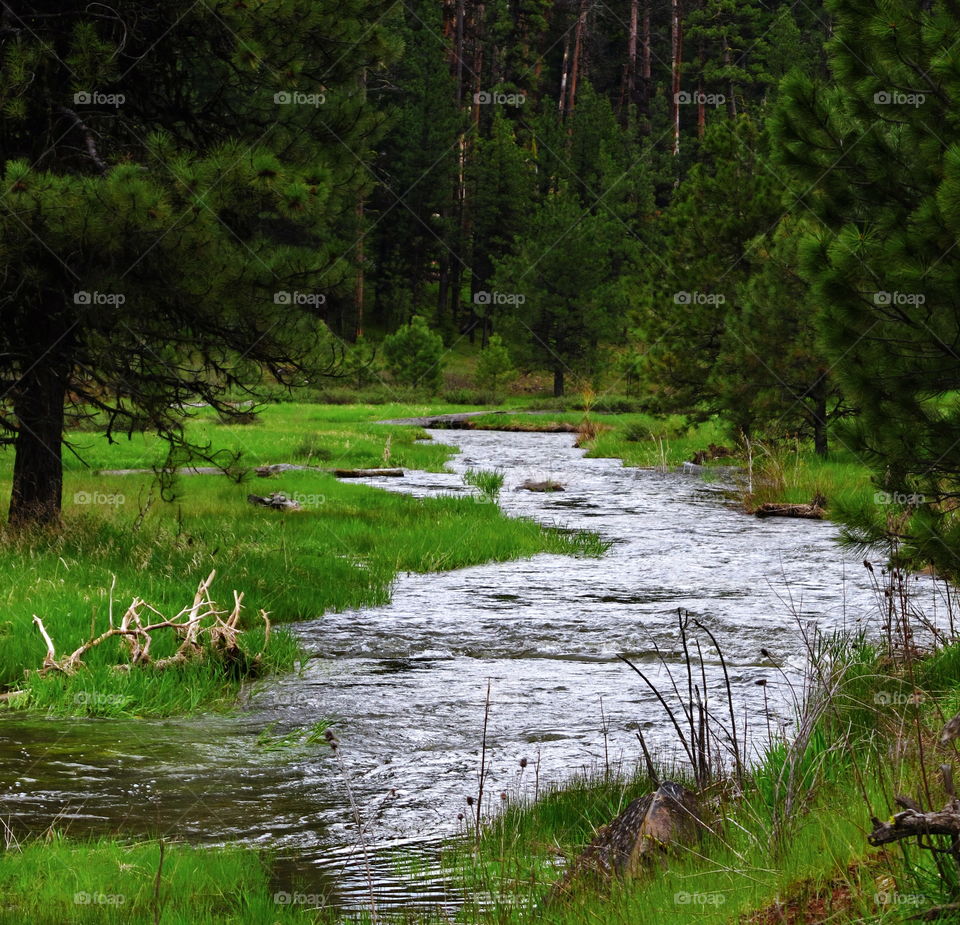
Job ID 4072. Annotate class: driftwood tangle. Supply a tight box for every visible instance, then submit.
[30,571,270,677]
[550,781,705,900]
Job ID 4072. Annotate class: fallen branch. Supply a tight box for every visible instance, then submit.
[332,468,404,478]
[754,502,824,520]
[868,801,960,846]
[31,572,271,677]
[247,492,301,510]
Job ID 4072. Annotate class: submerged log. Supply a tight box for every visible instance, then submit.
[332,468,404,478]
[247,492,301,510]
[550,781,705,901]
[518,479,565,492]
[754,502,824,520]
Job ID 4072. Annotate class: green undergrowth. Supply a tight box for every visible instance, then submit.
[445,634,960,924]
[0,836,322,925]
[0,403,606,716]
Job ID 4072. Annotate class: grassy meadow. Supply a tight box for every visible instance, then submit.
[0,401,604,716]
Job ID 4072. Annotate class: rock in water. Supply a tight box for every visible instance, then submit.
[550,781,705,900]
[518,479,565,492]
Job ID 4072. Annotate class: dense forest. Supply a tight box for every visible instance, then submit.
[360,0,960,583]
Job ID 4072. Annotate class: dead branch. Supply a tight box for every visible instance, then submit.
[869,801,960,846]
[31,573,270,677]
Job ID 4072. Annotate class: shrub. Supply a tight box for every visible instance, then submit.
[474,335,516,394]
[382,316,445,390]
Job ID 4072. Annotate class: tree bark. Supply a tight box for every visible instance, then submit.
[812,378,828,457]
[567,0,589,117]
[554,367,565,397]
[640,1,651,122]
[10,363,66,528]
[671,0,683,157]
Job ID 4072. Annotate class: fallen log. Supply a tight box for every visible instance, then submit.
[247,492,301,510]
[868,802,960,847]
[332,468,404,478]
[754,502,824,520]
[518,479,565,492]
[549,781,706,901]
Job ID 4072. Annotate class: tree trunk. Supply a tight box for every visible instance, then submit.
[640,2,651,121]
[554,367,565,398]
[812,380,828,458]
[623,0,638,118]
[10,364,66,528]
[671,0,683,157]
[567,0,588,117]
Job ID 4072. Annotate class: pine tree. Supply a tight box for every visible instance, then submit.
[774,0,960,572]
[494,187,626,397]
[630,115,780,421]
[713,217,845,455]
[0,0,398,527]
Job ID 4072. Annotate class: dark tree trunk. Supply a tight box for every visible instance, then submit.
[670,0,683,157]
[554,367,565,397]
[10,364,66,528]
[812,382,828,458]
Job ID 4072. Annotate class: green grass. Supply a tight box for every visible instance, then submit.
[0,403,606,716]
[0,836,331,925]
[441,633,960,925]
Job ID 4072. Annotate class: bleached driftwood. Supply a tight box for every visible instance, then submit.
[31,571,271,676]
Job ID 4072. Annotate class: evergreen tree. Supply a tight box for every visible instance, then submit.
[494,188,626,396]
[382,316,446,390]
[0,0,398,527]
[630,115,780,422]
[467,112,534,343]
[713,217,845,454]
[369,0,463,328]
[774,0,960,572]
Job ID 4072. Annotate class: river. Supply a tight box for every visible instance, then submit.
[0,428,924,915]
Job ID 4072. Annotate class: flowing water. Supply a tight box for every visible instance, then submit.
[0,429,928,916]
